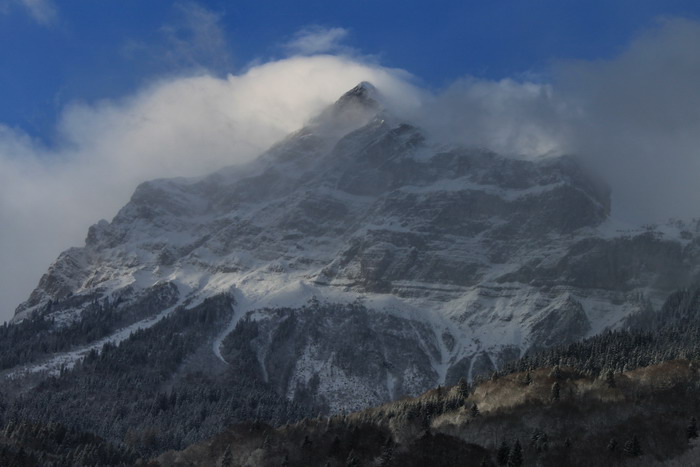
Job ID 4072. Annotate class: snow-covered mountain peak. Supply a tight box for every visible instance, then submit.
[11,83,700,412]
[336,81,380,108]
[297,81,386,146]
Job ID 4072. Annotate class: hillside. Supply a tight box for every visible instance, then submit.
[157,360,700,466]
[3,83,700,462]
[155,286,700,466]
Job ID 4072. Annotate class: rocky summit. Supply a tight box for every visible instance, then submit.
[9,82,700,415]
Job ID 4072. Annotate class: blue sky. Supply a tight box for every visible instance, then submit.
[3,0,700,142]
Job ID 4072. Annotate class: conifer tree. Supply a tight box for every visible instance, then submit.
[379,443,394,466]
[301,435,312,449]
[346,449,360,467]
[507,440,523,467]
[496,441,510,466]
[550,366,562,380]
[605,369,616,388]
[329,436,341,457]
[220,445,233,467]
[457,377,470,398]
[687,416,698,440]
[623,435,642,457]
[470,402,480,418]
[551,382,560,401]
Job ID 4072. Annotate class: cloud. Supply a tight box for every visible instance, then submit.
[554,17,700,222]
[122,1,232,73]
[0,0,57,24]
[404,17,700,224]
[0,55,416,322]
[285,26,351,56]
[17,0,57,25]
[409,78,568,157]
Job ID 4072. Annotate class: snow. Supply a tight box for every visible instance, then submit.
[11,92,698,407]
[5,298,186,379]
[283,342,392,413]
[399,176,566,202]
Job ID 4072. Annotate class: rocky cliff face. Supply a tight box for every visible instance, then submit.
[10,82,700,412]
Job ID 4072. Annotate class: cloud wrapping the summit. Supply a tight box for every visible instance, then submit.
[411,78,569,157]
[0,55,415,322]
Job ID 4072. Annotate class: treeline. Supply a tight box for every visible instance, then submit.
[2,294,307,458]
[0,282,178,371]
[160,359,700,466]
[0,419,137,466]
[496,286,700,380]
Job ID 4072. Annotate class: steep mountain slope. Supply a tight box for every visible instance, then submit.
[157,289,700,466]
[6,281,700,462]
[156,360,700,467]
[7,82,700,415]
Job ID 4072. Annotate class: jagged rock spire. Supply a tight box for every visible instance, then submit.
[333,81,381,111]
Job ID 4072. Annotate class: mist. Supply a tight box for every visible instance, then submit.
[407,17,700,224]
[556,17,700,223]
[3,18,700,322]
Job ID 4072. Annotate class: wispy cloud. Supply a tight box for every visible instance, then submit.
[123,1,232,73]
[285,26,352,56]
[411,78,566,157]
[18,0,57,25]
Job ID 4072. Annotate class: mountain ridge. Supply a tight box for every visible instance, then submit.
[8,82,700,413]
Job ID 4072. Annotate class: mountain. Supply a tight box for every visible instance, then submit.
[6,278,700,464]
[3,82,700,454]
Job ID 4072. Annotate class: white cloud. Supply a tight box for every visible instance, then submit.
[285,26,351,55]
[409,78,569,157]
[0,55,416,322]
